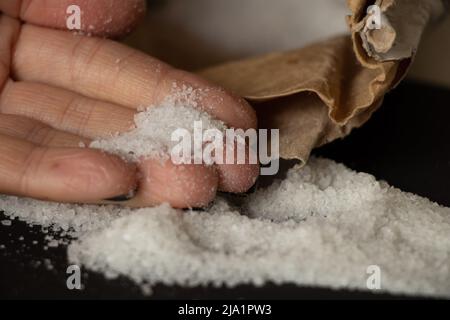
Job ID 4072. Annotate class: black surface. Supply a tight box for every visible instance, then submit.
[1,81,449,299]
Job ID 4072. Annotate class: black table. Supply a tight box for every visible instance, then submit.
[1,81,449,299]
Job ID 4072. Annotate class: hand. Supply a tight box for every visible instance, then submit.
[0,0,259,208]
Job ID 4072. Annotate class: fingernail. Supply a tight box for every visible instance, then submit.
[104,189,136,202]
[105,195,132,202]
[245,179,259,195]
[219,179,259,198]
[189,201,215,212]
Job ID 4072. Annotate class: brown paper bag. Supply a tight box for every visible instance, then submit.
[348,0,445,63]
[199,0,446,164]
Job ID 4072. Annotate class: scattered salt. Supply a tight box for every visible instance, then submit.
[1,158,449,297]
[0,87,449,298]
[89,87,226,162]
[63,158,450,297]
[0,196,126,238]
[1,219,11,226]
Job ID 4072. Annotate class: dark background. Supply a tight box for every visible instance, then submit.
[0,81,449,299]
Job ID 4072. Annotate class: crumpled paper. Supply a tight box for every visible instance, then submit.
[199,0,447,163]
[349,0,445,62]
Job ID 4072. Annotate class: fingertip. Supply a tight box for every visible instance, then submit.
[130,159,219,208]
[215,137,260,193]
[78,0,147,38]
[166,70,258,130]
[207,88,258,130]
[19,0,147,38]
[216,163,260,193]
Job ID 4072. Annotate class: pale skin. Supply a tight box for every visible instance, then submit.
[0,0,259,208]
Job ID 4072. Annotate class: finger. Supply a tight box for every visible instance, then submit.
[0,113,90,147]
[0,133,137,202]
[0,113,219,207]
[0,80,135,138]
[0,1,20,17]
[0,15,20,90]
[121,159,219,209]
[12,25,257,130]
[0,0,146,37]
[0,114,221,207]
[1,79,260,193]
[216,142,260,193]
[217,163,259,193]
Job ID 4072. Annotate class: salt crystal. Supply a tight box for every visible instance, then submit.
[1,219,11,226]
[47,240,59,248]
[43,259,54,270]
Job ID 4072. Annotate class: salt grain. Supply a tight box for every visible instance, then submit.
[47,240,59,248]
[43,259,54,271]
